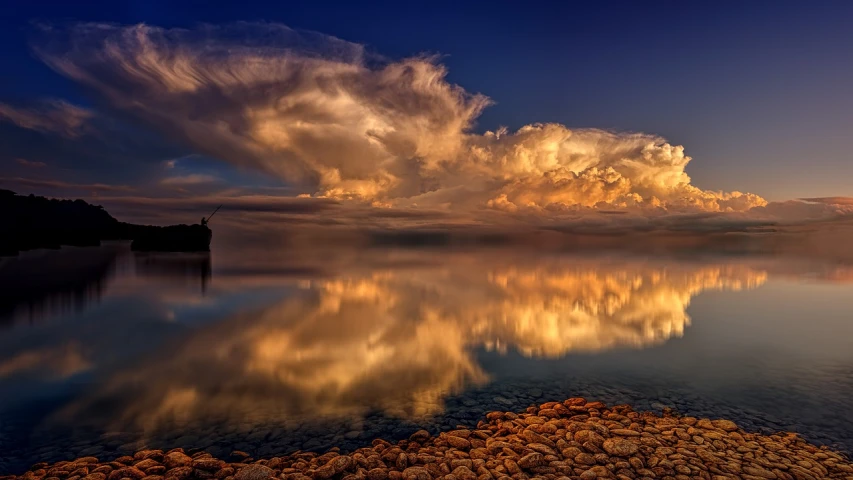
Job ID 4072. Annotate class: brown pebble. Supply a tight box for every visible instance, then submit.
[444,435,471,450]
[163,467,192,480]
[108,468,146,480]
[163,453,192,471]
[602,438,639,457]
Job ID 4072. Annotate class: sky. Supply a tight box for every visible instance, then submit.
[1,0,852,232]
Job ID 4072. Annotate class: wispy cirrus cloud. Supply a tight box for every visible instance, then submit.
[0,99,93,138]
[0,176,134,193]
[800,197,853,206]
[160,174,220,186]
[15,158,47,168]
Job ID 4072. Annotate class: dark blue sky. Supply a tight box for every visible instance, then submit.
[1,0,852,200]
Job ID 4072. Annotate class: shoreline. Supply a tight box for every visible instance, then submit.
[4,398,851,480]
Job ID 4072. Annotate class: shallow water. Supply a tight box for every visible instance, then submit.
[1,243,852,473]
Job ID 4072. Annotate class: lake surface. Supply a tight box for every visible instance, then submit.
[1,243,852,473]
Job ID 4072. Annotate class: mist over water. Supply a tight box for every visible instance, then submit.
[1,242,852,473]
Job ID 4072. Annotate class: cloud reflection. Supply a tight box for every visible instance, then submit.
[59,254,766,432]
[0,342,91,379]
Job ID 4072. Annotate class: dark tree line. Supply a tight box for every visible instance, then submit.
[0,190,211,255]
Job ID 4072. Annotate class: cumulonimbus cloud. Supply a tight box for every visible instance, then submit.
[32,22,770,217]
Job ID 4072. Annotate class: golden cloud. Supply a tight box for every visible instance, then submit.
[33,23,769,217]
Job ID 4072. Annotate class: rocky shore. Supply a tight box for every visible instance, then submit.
[4,399,852,480]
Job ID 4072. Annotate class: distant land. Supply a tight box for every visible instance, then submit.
[0,189,211,255]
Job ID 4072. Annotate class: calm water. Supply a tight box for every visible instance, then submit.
[1,243,852,473]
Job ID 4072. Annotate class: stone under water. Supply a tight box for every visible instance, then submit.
[3,398,852,480]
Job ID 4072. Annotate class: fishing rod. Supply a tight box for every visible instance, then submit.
[203,204,223,225]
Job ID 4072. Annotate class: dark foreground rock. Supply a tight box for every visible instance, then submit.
[3,398,852,480]
[128,224,211,252]
[0,190,211,255]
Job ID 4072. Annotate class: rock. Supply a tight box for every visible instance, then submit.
[367,469,387,480]
[522,430,554,448]
[610,428,640,437]
[313,456,352,479]
[132,460,160,471]
[450,467,476,480]
[163,467,192,480]
[602,438,638,457]
[742,466,777,478]
[516,453,544,469]
[696,419,715,430]
[444,435,471,450]
[712,419,738,432]
[526,443,555,455]
[579,466,609,480]
[234,465,274,480]
[193,459,225,471]
[409,430,431,442]
[108,468,146,480]
[573,430,604,447]
[402,467,431,480]
[163,453,192,471]
[215,468,235,479]
[134,451,164,462]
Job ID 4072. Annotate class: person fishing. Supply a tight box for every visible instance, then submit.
[201,204,222,227]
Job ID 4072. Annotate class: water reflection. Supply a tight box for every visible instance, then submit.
[0,246,121,325]
[0,246,211,325]
[59,255,767,432]
[0,342,91,380]
[134,252,211,292]
[2,247,853,472]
